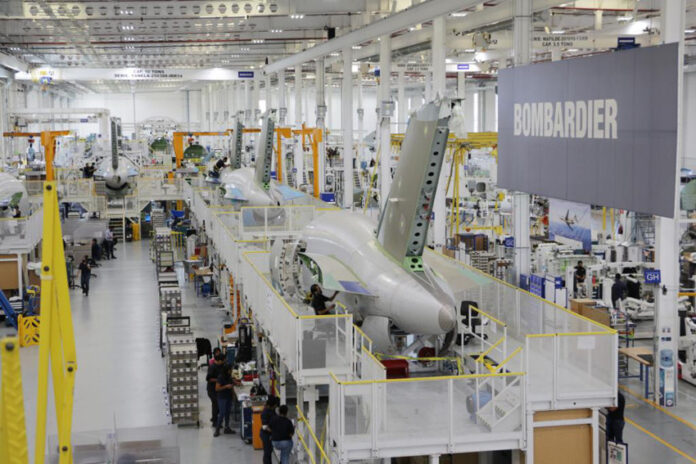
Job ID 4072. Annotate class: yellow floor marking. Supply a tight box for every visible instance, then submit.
[625,418,696,464]
[620,384,696,431]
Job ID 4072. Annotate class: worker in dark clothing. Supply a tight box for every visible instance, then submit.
[260,396,280,464]
[91,238,101,263]
[206,354,225,425]
[78,256,91,296]
[310,284,338,315]
[606,391,626,443]
[574,261,586,297]
[611,274,627,309]
[211,157,228,178]
[214,364,239,437]
[270,405,294,464]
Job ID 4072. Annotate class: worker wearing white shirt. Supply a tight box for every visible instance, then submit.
[104,228,116,260]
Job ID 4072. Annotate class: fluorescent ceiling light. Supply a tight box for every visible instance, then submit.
[551,30,565,34]
[686,28,696,34]
[352,45,362,50]
[464,48,476,53]
[290,14,304,19]
[617,15,633,22]
[450,12,468,17]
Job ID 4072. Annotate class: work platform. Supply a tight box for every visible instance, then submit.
[187,186,618,464]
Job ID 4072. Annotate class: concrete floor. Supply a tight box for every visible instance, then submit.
[3,239,696,463]
[1,240,261,463]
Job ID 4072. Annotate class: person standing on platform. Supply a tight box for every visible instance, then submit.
[78,256,91,296]
[310,284,338,315]
[260,396,279,464]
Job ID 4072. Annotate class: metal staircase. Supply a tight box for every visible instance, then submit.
[475,382,523,433]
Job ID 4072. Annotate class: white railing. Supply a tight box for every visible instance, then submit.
[328,370,525,462]
[238,205,316,239]
[241,251,354,385]
[425,250,617,411]
[0,210,43,253]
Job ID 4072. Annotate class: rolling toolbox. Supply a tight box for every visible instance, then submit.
[240,403,253,443]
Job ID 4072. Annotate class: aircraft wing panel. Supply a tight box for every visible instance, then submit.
[274,184,306,201]
[223,187,248,201]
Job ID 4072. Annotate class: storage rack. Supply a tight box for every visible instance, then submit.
[166,333,199,426]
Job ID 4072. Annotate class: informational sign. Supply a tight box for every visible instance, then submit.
[16,67,254,81]
[607,441,628,464]
[498,43,679,218]
[548,199,592,252]
[643,268,661,284]
[533,34,590,48]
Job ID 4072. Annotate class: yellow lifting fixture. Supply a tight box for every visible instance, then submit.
[0,136,78,464]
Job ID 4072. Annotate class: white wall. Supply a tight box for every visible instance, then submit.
[71,90,202,137]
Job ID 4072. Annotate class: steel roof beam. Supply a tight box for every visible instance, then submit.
[264,0,483,73]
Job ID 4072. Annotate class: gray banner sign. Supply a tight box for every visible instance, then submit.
[498,43,679,217]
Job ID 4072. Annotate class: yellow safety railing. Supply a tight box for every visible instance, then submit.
[296,404,332,464]
[330,369,524,386]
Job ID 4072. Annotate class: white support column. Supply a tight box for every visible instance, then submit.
[342,47,354,209]
[208,84,214,131]
[379,34,392,210]
[294,65,303,126]
[244,80,252,126]
[252,76,260,121]
[279,363,287,404]
[397,70,406,133]
[294,65,304,186]
[653,0,684,408]
[316,58,327,195]
[512,0,532,283]
[326,77,333,131]
[357,70,365,166]
[265,73,272,111]
[305,386,318,459]
[432,15,447,249]
[278,70,287,125]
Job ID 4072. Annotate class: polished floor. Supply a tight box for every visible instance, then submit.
[3,240,696,463]
[2,240,261,463]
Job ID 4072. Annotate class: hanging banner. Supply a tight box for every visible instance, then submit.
[16,67,256,81]
[498,43,679,217]
[548,199,592,252]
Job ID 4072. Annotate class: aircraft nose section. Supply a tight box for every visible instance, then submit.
[438,305,456,332]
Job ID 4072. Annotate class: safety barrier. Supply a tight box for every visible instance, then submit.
[327,370,525,461]
[425,249,617,411]
[241,251,354,385]
[18,315,40,347]
[0,210,43,253]
[239,205,316,239]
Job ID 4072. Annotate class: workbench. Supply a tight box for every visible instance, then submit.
[619,346,653,399]
[194,267,213,297]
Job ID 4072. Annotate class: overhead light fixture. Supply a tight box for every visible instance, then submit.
[618,15,633,22]
[567,48,579,52]
[252,39,264,44]
[450,12,468,17]
[464,48,476,53]
[290,14,304,19]
[409,26,416,31]
[551,30,565,34]
[352,45,362,50]
[686,28,696,34]
[241,47,250,51]
[271,29,283,33]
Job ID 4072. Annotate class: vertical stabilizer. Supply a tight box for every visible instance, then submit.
[254,109,276,190]
[110,118,121,170]
[230,120,244,169]
[377,102,450,271]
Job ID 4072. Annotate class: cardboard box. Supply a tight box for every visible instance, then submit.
[569,299,595,314]
[580,305,611,327]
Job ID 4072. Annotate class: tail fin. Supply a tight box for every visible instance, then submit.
[254,109,276,190]
[110,118,121,170]
[376,102,450,272]
[230,120,244,169]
